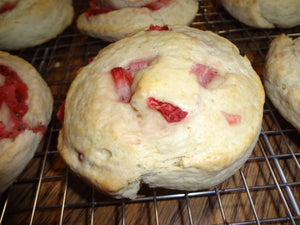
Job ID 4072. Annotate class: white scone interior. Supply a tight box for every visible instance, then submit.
[0,0,74,50]
[58,25,265,199]
[264,34,300,132]
[0,51,53,193]
[221,0,300,28]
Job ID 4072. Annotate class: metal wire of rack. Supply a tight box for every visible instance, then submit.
[0,0,300,224]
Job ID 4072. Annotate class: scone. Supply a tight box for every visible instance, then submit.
[0,51,53,193]
[0,0,74,50]
[76,0,198,41]
[264,34,300,131]
[221,0,300,28]
[58,25,265,199]
[96,0,157,9]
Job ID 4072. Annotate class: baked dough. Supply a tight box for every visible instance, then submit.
[76,0,198,41]
[264,34,300,131]
[58,25,265,199]
[221,0,300,28]
[96,0,157,9]
[0,0,74,50]
[0,51,53,193]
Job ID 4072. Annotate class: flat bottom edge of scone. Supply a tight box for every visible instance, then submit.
[59,128,260,200]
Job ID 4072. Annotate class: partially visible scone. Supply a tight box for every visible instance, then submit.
[0,0,74,50]
[96,0,157,9]
[264,34,300,131]
[221,0,300,28]
[76,0,198,41]
[0,51,53,193]
[58,25,265,199]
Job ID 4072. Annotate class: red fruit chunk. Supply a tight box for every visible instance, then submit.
[223,112,241,125]
[129,60,149,72]
[0,121,9,138]
[78,152,84,162]
[146,25,169,31]
[0,121,5,131]
[0,64,29,120]
[191,64,218,88]
[111,67,133,103]
[147,97,188,123]
[0,2,15,14]
[85,1,112,18]
[29,124,46,135]
[111,61,150,103]
[2,80,28,119]
[0,64,45,140]
[57,101,65,122]
[88,56,96,63]
[144,0,170,10]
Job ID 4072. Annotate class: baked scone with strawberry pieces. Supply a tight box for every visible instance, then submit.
[221,0,300,28]
[76,0,198,42]
[96,0,157,9]
[264,34,300,131]
[58,25,265,199]
[0,51,53,193]
[0,0,74,50]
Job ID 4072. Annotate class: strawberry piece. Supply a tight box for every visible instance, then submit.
[146,25,169,31]
[0,64,28,120]
[0,64,45,140]
[191,64,218,88]
[144,0,170,10]
[111,60,150,103]
[129,60,149,72]
[147,97,188,123]
[85,1,112,18]
[111,67,133,103]
[29,124,47,135]
[0,121,7,137]
[2,81,28,119]
[78,152,84,162]
[0,2,15,14]
[88,56,96,63]
[223,112,241,125]
[57,101,65,122]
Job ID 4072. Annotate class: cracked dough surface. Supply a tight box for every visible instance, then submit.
[58,26,265,199]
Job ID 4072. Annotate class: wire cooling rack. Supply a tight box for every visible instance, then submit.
[1,0,300,224]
